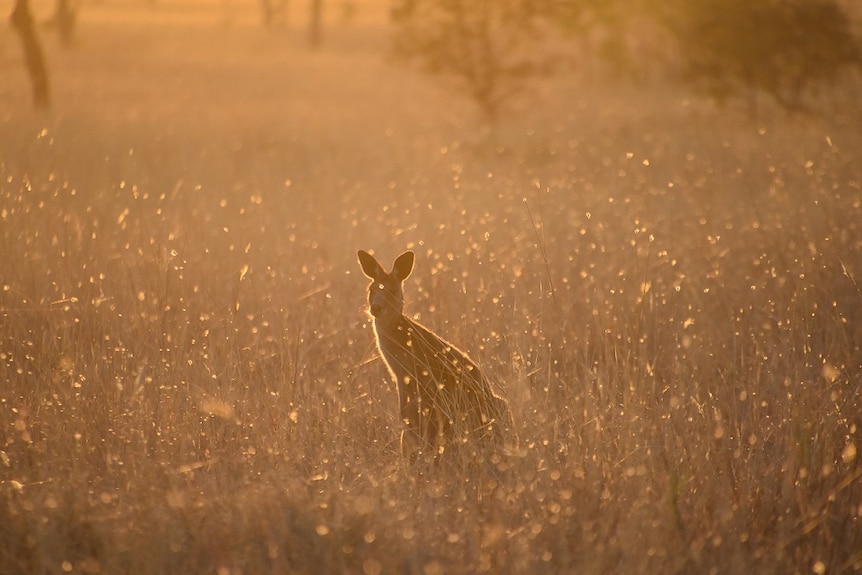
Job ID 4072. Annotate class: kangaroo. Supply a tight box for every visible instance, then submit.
[358,250,513,462]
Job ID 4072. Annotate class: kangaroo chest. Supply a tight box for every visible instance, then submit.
[374,318,478,393]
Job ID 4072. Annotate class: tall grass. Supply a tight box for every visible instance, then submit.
[1,9,861,575]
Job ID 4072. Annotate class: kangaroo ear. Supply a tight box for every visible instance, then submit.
[392,251,415,282]
[358,250,385,279]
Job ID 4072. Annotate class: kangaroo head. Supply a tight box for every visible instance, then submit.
[358,250,414,320]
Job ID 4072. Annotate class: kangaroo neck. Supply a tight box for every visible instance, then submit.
[373,310,408,333]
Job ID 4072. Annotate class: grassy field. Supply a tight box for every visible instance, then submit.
[2,3,861,574]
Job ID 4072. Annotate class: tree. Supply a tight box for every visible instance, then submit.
[662,0,862,117]
[53,0,78,47]
[260,0,289,27]
[309,0,322,47]
[391,0,569,124]
[260,0,324,48]
[10,0,50,108]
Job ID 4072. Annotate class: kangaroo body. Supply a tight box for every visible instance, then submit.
[358,250,512,461]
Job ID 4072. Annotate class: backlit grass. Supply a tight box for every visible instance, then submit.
[1,6,860,574]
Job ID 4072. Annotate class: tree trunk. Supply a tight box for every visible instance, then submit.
[10,0,51,108]
[55,0,76,47]
[309,0,322,47]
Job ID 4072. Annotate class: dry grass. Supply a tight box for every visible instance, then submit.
[1,4,861,574]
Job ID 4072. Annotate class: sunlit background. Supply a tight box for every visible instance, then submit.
[2,1,861,573]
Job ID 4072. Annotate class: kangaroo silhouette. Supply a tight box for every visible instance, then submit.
[358,250,513,462]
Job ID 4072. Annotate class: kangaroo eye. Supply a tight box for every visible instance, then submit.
[377,283,385,290]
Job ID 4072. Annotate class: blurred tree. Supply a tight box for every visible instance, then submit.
[10,0,50,108]
[260,0,323,47]
[391,0,862,123]
[309,0,322,47]
[391,0,573,124]
[52,0,78,47]
[261,0,288,27]
[662,0,862,117]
